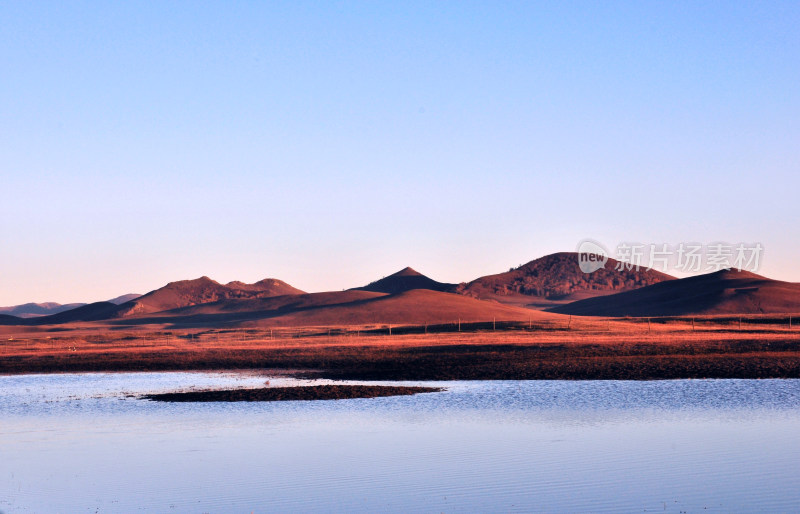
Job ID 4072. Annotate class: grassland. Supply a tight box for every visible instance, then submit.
[2,315,800,380]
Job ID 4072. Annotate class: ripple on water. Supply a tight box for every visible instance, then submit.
[1,373,799,513]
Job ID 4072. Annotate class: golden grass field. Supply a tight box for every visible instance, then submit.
[2,315,800,379]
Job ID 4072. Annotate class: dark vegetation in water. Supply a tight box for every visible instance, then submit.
[142,384,443,402]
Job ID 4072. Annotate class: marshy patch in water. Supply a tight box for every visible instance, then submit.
[141,384,444,402]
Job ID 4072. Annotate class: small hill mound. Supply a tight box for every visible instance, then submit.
[459,252,674,303]
[550,269,800,316]
[355,267,456,294]
[224,279,304,295]
[115,276,305,317]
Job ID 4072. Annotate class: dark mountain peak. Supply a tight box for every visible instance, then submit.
[356,267,455,295]
[391,267,422,277]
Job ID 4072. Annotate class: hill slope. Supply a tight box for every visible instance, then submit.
[133,290,387,323]
[550,269,800,316]
[459,252,674,307]
[108,293,141,305]
[263,289,555,327]
[106,288,555,328]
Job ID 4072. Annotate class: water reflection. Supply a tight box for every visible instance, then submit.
[2,373,799,513]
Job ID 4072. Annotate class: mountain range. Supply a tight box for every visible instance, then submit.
[1,252,797,328]
[0,293,141,318]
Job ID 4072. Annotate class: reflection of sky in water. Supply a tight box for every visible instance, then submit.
[2,373,800,513]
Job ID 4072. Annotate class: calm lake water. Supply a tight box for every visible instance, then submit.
[2,373,799,513]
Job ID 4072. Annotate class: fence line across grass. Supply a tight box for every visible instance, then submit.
[2,313,799,356]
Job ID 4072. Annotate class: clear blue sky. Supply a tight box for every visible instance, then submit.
[2,1,798,304]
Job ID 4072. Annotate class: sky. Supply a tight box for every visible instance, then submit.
[1,1,798,305]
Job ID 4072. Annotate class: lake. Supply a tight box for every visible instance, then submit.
[2,372,799,513]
